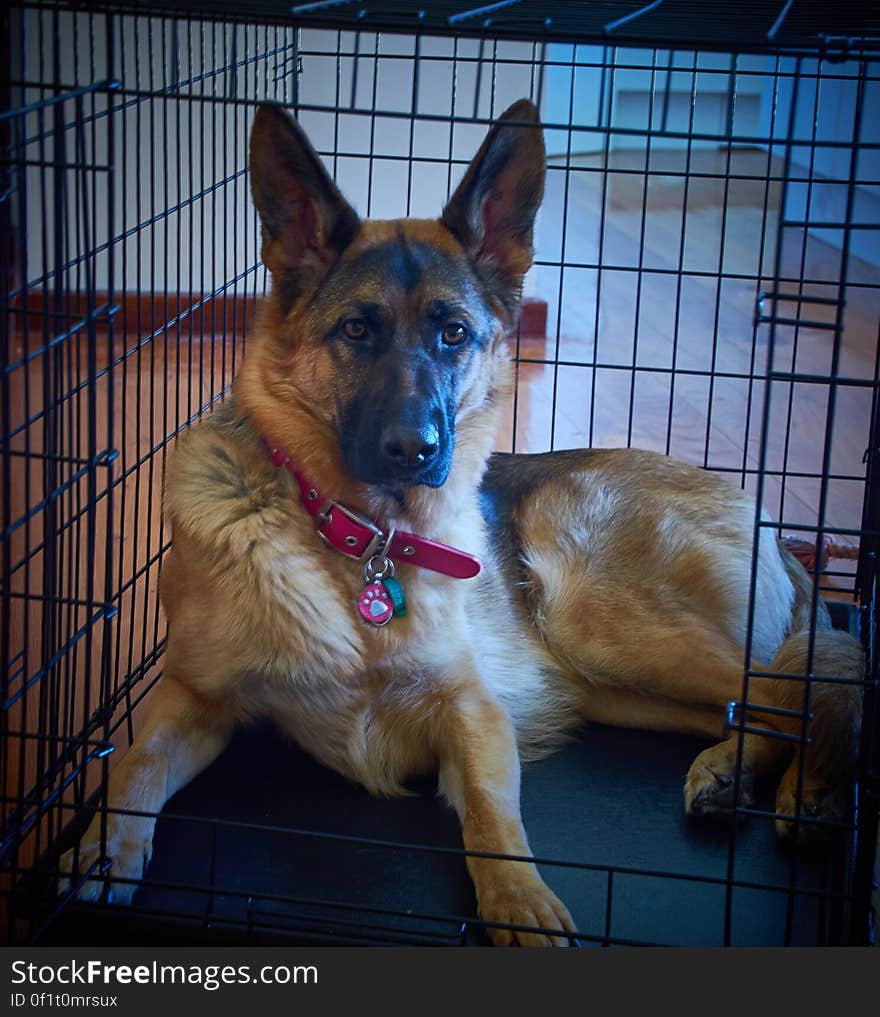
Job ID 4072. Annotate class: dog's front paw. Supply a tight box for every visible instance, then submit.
[684,744,755,818]
[477,872,576,947]
[58,817,152,904]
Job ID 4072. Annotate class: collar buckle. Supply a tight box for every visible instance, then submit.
[314,498,386,561]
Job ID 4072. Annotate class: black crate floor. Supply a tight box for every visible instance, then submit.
[46,603,857,947]
[50,719,847,947]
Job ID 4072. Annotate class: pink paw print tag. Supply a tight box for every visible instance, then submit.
[358,582,394,626]
[358,554,402,627]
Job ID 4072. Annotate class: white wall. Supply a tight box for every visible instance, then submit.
[19,11,278,297]
[542,43,879,267]
[18,14,544,297]
[772,58,880,269]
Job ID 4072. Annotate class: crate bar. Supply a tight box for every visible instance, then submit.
[852,291,880,940]
[548,35,577,452]
[0,740,113,865]
[0,79,117,122]
[728,51,806,948]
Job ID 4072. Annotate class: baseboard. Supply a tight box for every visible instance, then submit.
[13,289,259,341]
[518,297,547,342]
[12,292,548,344]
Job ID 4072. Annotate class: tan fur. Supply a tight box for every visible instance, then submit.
[61,101,864,946]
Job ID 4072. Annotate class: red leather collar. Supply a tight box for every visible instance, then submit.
[265,441,482,580]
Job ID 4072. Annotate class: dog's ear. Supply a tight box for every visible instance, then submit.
[250,104,359,287]
[441,98,545,316]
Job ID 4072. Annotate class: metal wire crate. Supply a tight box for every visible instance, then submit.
[2,0,879,946]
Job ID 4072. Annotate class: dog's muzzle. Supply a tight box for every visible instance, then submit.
[342,403,454,488]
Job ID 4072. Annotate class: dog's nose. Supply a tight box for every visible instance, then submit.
[381,423,440,471]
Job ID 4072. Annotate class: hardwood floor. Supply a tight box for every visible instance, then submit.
[502,148,878,565]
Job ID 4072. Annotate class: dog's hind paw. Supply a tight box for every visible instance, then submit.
[773,768,852,844]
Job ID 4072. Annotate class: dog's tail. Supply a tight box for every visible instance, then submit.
[764,547,864,838]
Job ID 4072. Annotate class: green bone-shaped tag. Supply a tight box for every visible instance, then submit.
[380,576,407,617]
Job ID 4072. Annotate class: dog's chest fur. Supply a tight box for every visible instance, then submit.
[162,404,569,795]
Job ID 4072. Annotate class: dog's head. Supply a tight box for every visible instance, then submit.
[247,99,545,494]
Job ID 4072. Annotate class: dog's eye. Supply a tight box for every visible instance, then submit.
[441,322,469,346]
[343,318,368,340]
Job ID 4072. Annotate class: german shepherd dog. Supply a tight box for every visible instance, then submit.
[63,99,864,946]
